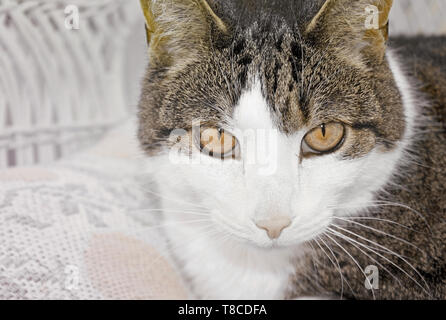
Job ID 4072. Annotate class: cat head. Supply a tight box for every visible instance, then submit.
[138,0,412,249]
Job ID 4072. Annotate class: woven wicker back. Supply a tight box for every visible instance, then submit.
[0,0,140,168]
[391,0,446,35]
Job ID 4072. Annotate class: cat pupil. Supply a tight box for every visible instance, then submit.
[321,124,326,137]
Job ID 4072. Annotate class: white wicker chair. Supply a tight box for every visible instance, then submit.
[0,0,144,168]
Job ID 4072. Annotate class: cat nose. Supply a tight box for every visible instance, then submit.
[255,217,292,240]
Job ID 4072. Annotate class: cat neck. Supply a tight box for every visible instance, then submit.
[163,210,299,299]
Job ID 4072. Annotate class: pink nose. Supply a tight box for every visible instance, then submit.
[256,217,292,239]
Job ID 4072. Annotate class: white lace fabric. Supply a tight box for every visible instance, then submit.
[0,122,189,300]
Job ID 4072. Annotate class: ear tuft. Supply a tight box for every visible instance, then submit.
[364,0,393,60]
[140,0,156,44]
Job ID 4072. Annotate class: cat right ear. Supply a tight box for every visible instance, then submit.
[139,0,227,67]
[305,0,393,65]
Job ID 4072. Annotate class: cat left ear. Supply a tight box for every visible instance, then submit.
[306,0,393,64]
[139,0,227,67]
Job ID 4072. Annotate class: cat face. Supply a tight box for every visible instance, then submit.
[138,0,409,249]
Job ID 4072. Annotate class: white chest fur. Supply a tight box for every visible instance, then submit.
[165,222,297,299]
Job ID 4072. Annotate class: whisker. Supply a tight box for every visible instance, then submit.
[323,232,376,300]
[146,223,218,271]
[314,236,347,299]
[329,201,433,233]
[139,219,213,232]
[130,208,209,217]
[329,225,431,296]
[326,229,404,288]
[334,216,415,231]
[371,200,433,232]
[306,241,324,291]
[333,217,423,252]
[136,183,211,211]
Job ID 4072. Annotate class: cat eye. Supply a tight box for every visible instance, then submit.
[302,123,345,156]
[196,128,240,159]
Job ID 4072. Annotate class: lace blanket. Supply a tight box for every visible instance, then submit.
[0,123,188,299]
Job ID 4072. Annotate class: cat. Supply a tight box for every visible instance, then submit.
[137,0,446,299]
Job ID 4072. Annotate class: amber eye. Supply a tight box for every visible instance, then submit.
[197,128,239,159]
[302,123,345,155]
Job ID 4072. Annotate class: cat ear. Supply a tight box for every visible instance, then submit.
[305,0,393,64]
[139,0,227,66]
